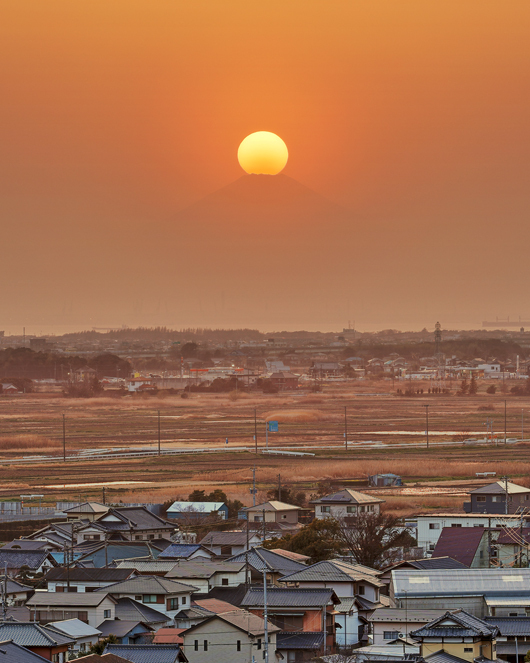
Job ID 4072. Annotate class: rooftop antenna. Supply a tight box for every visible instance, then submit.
[434,322,442,356]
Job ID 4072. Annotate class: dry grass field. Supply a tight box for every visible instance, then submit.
[0,382,528,517]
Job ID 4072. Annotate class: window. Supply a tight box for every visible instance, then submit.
[143,595,158,603]
[220,545,232,556]
[168,598,179,610]
[474,524,485,527]
[369,505,374,511]
[464,648,473,652]
[282,514,287,519]
[384,631,399,640]
[204,640,208,651]
[135,535,143,540]
[237,640,241,651]
[83,534,100,541]
[477,496,486,502]
[509,613,519,617]
[104,609,111,619]
[451,524,462,527]
[222,578,229,586]
[148,534,155,539]
[321,506,330,513]
[194,640,199,652]
[181,596,187,605]
[429,544,436,551]
[347,506,357,514]
[360,506,365,513]
[135,595,142,601]
[257,639,262,650]
[358,585,365,595]
[429,523,440,530]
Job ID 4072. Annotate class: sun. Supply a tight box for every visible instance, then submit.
[237,131,288,175]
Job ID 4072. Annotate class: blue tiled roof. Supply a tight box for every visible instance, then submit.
[158,544,202,559]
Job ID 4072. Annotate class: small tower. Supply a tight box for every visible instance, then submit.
[434,321,442,356]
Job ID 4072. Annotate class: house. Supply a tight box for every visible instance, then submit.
[158,544,214,562]
[97,619,154,644]
[369,474,403,487]
[63,502,109,521]
[269,371,299,390]
[368,608,446,645]
[46,618,102,656]
[166,501,228,522]
[241,586,339,657]
[431,528,490,568]
[0,549,57,577]
[391,568,530,618]
[72,653,133,663]
[115,559,179,576]
[75,506,176,542]
[413,513,527,554]
[198,531,261,557]
[164,560,247,592]
[485,616,530,663]
[310,362,342,378]
[96,575,198,619]
[0,575,34,604]
[114,597,171,630]
[494,528,530,567]
[410,609,503,663]
[4,539,62,554]
[239,500,302,527]
[27,591,117,627]
[181,609,280,663]
[76,541,173,568]
[279,560,384,646]
[104,643,187,662]
[127,378,156,393]
[1,383,20,394]
[74,367,98,382]
[153,627,187,644]
[0,640,64,663]
[228,547,306,585]
[44,567,136,592]
[464,481,530,515]
[310,489,385,520]
[0,621,74,662]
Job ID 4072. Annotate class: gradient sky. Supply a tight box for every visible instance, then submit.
[1,1,529,333]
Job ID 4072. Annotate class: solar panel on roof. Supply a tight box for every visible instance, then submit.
[321,493,350,502]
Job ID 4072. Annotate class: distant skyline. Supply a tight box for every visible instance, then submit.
[1,1,529,331]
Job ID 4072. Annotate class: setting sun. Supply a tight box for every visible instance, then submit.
[237,131,288,175]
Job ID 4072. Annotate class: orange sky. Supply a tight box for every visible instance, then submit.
[1,1,529,333]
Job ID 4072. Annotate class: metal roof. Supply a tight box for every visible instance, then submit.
[280,560,383,586]
[369,608,445,623]
[27,592,115,607]
[0,622,74,647]
[96,575,198,595]
[228,547,306,575]
[392,569,530,598]
[115,597,169,624]
[310,489,384,505]
[165,560,245,579]
[407,558,468,570]
[104,643,184,663]
[97,619,152,638]
[244,501,302,512]
[45,618,102,638]
[471,482,530,495]
[241,586,338,608]
[63,501,109,513]
[276,631,324,650]
[199,531,251,546]
[431,528,485,567]
[116,559,178,573]
[484,617,530,636]
[167,501,225,512]
[158,544,209,559]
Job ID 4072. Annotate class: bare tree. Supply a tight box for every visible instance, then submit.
[336,512,415,569]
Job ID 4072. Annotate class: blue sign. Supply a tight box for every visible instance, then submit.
[268,421,279,432]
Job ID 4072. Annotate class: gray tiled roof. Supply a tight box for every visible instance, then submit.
[98,507,174,530]
[44,567,135,583]
[158,544,208,559]
[104,643,184,663]
[0,549,55,570]
[4,540,51,551]
[228,547,306,575]
[0,575,32,594]
[0,622,74,647]
[27,592,114,607]
[0,640,55,663]
[280,560,383,586]
[276,631,324,650]
[241,586,337,608]
[200,531,250,546]
[97,619,152,638]
[165,560,245,579]
[411,610,498,639]
[78,541,171,568]
[484,617,530,636]
[115,597,169,624]
[407,557,468,570]
[96,575,198,595]
[424,651,470,663]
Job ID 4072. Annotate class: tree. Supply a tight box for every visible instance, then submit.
[486,385,496,394]
[80,635,119,656]
[469,374,478,394]
[263,518,343,563]
[180,342,199,358]
[336,512,416,569]
[458,377,469,395]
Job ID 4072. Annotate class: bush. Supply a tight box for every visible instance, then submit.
[486,385,496,394]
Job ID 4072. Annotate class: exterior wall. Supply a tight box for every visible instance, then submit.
[394,596,486,618]
[246,509,299,524]
[371,620,427,645]
[336,611,361,646]
[182,618,277,663]
[420,639,495,661]
[48,580,117,592]
[469,492,530,515]
[109,591,192,618]
[294,579,378,603]
[315,503,380,520]
[210,569,247,588]
[415,515,519,552]
[30,596,116,627]
[71,635,100,655]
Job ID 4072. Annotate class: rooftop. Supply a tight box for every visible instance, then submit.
[431,527,485,567]
[471,481,530,495]
[280,559,383,586]
[95,575,198,595]
[242,586,338,608]
[310,488,385,505]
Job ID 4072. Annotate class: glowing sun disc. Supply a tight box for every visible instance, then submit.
[238,131,288,175]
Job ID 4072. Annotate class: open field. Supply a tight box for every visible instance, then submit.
[0,384,528,517]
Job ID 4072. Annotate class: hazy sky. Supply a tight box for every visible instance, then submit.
[1,1,529,333]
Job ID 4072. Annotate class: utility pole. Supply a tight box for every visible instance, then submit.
[102,486,106,505]
[344,406,348,451]
[157,410,161,456]
[62,414,66,462]
[254,409,258,454]
[522,409,524,442]
[505,400,507,445]
[278,474,281,502]
[502,475,509,515]
[424,404,429,449]
[252,467,257,507]
[263,568,269,663]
